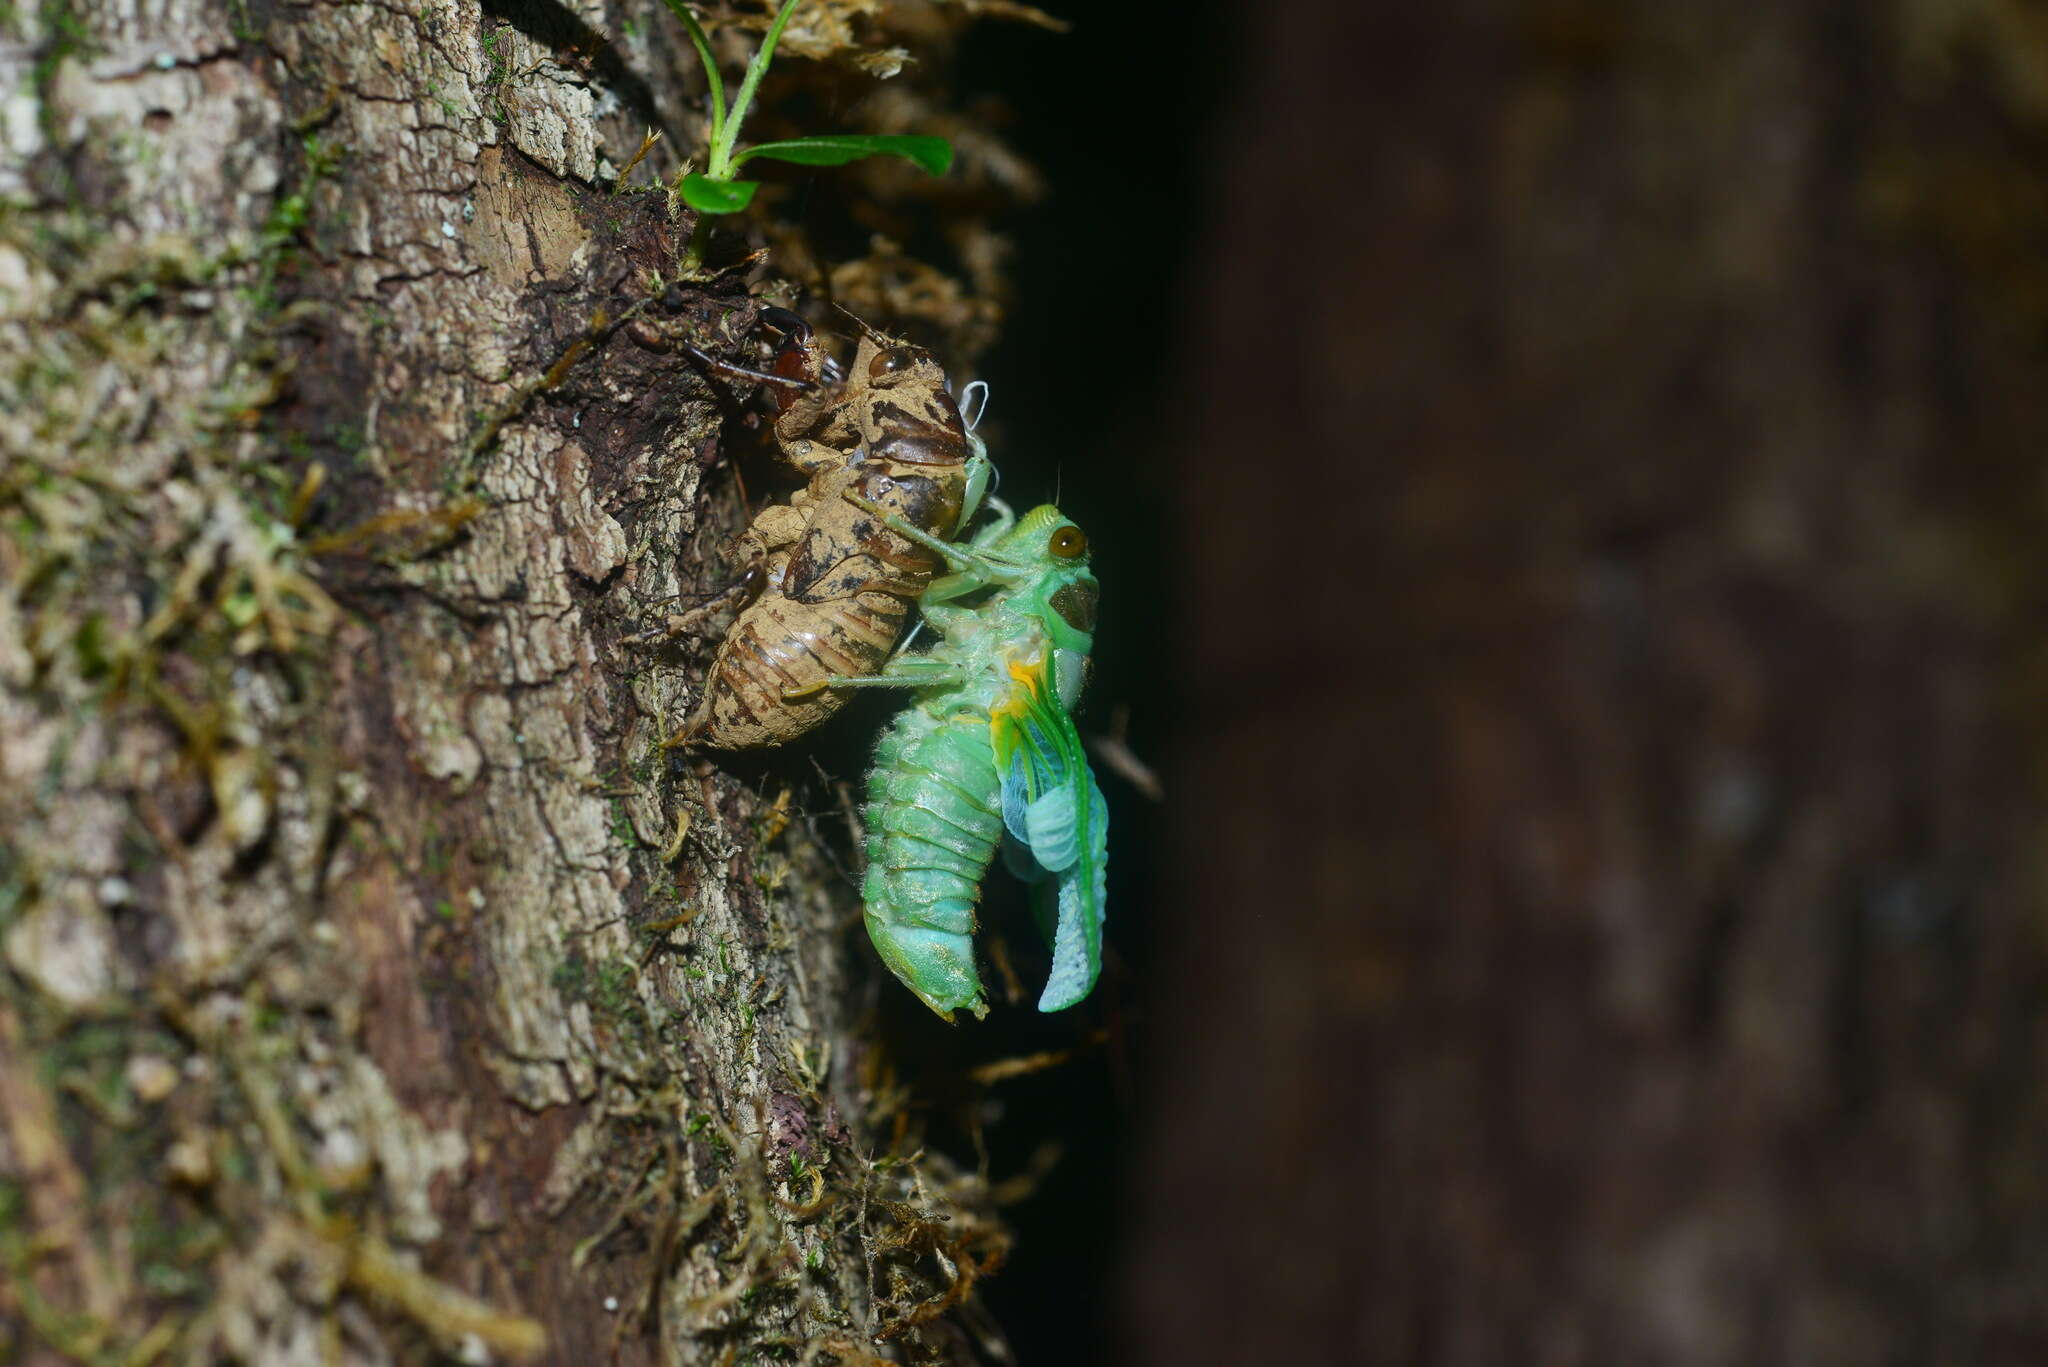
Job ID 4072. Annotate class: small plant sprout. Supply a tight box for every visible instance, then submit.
[661,0,954,268]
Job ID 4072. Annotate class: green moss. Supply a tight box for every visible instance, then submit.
[0,855,26,934]
[131,1202,224,1299]
[479,25,512,125]
[591,956,626,1009]
[550,950,589,998]
[32,0,90,142]
[420,826,450,875]
[423,81,459,121]
[553,952,636,1013]
[609,796,640,848]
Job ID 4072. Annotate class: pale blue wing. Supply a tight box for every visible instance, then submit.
[1022,784,1081,871]
[1000,750,1032,848]
[1036,777,1107,1012]
[990,654,1108,1012]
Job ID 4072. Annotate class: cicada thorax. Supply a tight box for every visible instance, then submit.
[784,462,969,599]
[692,322,981,749]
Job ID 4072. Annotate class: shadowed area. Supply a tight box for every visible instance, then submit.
[480,0,679,147]
[1109,1,2048,1363]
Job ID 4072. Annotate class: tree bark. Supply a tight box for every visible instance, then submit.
[2,2,1012,1363]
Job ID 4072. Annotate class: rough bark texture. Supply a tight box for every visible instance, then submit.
[2,1,1019,1363]
[1134,1,2048,1364]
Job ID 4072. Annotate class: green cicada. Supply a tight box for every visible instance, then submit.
[789,497,1106,1020]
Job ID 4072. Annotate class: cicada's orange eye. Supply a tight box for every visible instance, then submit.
[1048,526,1087,559]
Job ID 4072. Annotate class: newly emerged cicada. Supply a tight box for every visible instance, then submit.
[681,310,993,748]
[786,496,1107,1020]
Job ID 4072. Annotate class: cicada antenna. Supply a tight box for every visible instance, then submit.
[827,301,893,346]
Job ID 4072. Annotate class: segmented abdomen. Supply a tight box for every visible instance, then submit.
[700,587,906,748]
[862,709,1003,1018]
[697,468,964,750]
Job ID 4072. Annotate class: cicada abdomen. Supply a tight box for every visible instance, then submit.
[691,314,991,748]
[863,708,1007,1018]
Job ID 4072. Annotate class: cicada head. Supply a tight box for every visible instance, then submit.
[848,333,969,470]
[989,505,1098,660]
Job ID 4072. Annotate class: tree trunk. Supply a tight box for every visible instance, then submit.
[1,2,1012,1363]
[1134,1,2048,1364]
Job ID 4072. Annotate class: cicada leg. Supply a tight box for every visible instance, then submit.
[921,507,1020,607]
[914,603,984,637]
[624,557,770,651]
[949,443,997,538]
[963,493,1015,547]
[681,304,823,410]
[663,697,711,751]
[679,343,819,396]
[780,656,967,702]
[842,490,1029,591]
[737,502,811,562]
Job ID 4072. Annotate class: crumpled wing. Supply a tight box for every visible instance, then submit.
[991,654,1108,1011]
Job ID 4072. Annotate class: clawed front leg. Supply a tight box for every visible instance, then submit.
[625,558,769,650]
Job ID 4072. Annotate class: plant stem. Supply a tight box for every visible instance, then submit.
[660,0,727,149]
[681,213,712,274]
[708,0,806,178]
[673,0,806,275]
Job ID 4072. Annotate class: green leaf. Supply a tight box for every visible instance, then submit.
[734,134,954,176]
[679,174,760,214]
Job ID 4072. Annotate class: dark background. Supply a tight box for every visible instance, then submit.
[956,1,2048,1364]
